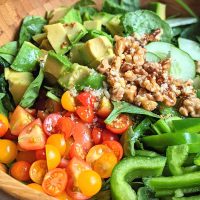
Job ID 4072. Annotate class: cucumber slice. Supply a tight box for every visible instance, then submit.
[145,52,161,62]
[146,42,196,81]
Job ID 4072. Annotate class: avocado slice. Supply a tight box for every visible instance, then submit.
[11,41,40,72]
[58,63,90,89]
[149,2,166,20]
[32,33,47,45]
[84,20,102,31]
[59,8,82,24]
[48,7,68,24]
[44,23,70,54]
[39,39,53,51]
[64,22,87,44]
[70,43,85,65]
[5,68,34,104]
[44,51,72,85]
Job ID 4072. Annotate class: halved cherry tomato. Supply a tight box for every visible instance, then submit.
[35,149,46,160]
[55,117,74,140]
[0,139,17,164]
[91,127,102,145]
[45,99,63,113]
[28,183,44,192]
[42,168,68,196]
[10,161,31,181]
[46,144,61,170]
[25,108,37,117]
[103,141,123,161]
[43,113,62,136]
[10,106,34,136]
[106,114,132,134]
[76,106,94,123]
[0,163,7,173]
[37,110,48,122]
[61,91,76,112]
[97,96,112,118]
[72,120,92,151]
[86,144,112,166]
[76,92,96,108]
[69,142,86,160]
[18,118,46,150]
[55,191,72,200]
[0,114,9,137]
[63,137,74,159]
[77,170,102,197]
[47,134,66,156]
[16,151,36,163]
[102,129,119,142]
[93,152,117,178]
[58,158,69,168]
[29,160,47,184]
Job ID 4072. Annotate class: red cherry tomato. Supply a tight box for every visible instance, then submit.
[91,127,102,145]
[106,114,132,134]
[18,118,46,150]
[58,158,69,168]
[76,92,96,108]
[16,151,36,163]
[76,106,94,123]
[102,129,119,142]
[35,148,46,160]
[69,142,86,160]
[43,113,62,136]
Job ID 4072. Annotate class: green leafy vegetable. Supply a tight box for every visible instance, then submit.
[0,93,8,116]
[20,68,44,108]
[105,101,160,124]
[167,17,198,28]
[19,16,47,47]
[181,23,200,42]
[0,57,10,67]
[137,187,158,200]
[123,10,173,42]
[0,41,18,56]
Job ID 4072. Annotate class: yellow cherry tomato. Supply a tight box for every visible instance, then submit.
[0,139,17,164]
[45,144,61,170]
[61,91,76,112]
[77,170,102,197]
[47,134,66,156]
[55,191,72,200]
[0,114,9,137]
[28,183,44,192]
[93,152,117,178]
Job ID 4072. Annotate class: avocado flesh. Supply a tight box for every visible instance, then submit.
[93,12,113,26]
[84,20,102,31]
[149,2,166,20]
[40,39,53,51]
[58,63,90,89]
[44,23,70,54]
[5,68,34,104]
[32,33,47,45]
[48,7,68,24]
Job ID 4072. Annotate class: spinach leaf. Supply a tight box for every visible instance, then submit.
[44,85,63,103]
[0,54,15,64]
[181,23,200,42]
[0,93,8,116]
[122,10,173,42]
[167,17,198,28]
[0,41,18,56]
[0,56,10,67]
[102,0,140,14]
[20,68,44,108]
[105,101,160,124]
[19,16,47,47]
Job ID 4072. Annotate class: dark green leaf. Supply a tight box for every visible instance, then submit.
[0,41,18,56]
[167,17,198,28]
[105,101,160,124]
[122,10,173,42]
[19,16,47,47]
[0,54,15,64]
[20,68,44,108]
[158,103,181,118]
[181,23,200,42]
[44,86,63,98]
[89,190,111,200]
[0,56,10,67]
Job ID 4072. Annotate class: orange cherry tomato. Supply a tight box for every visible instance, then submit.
[47,134,66,156]
[69,142,86,160]
[0,114,9,137]
[86,144,112,166]
[103,141,123,161]
[55,191,72,200]
[42,168,68,197]
[10,161,31,181]
[76,106,94,123]
[93,152,117,178]
[61,91,76,112]
[29,160,47,184]
[16,151,36,163]
[28,183,44,192]
[46,144,61,170]
[106,114,132,134]
[0,163,7,173]
[77,170,102,197]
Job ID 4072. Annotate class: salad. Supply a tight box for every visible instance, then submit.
[0,0,200,199]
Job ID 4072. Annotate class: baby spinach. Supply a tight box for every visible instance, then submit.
[0,93,8,116]
[167,17,198,28]
[19,16,47,47]
[105,101,160,124]
[20,68,44,108]
[181,23,200,42]
[0,57,10,67]
[122,10,173,42]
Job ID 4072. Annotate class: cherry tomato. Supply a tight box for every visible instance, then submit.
[55,191,72,200]
[106,114,132,134]
[103,141,123,161]
[93,152,117,178]
[18,118,46,150]
[97,96,112,118]
[42,168,68,196]
[69,142,86,160]
[58,158,69,168]
[63,137,74,159]
[77,170,102,197]
[72,120,92,151]
[47,134,66,156]
[55,117,74,139]
[35,149,46,160]
[102,129,119,142]
[45,99,63,113]
[61,91,76,112]
[28,183,44,192]
[76,92,96,108]
[2,129,17,140]
[76,106,94,123]
[46,144,61,170]
[10,106,35,136]
[10,161,31,181]
[0,139,17,164]
[37,110,48,122]
[0,114,9,137]
[0,163,7,173]
[16,151,36,163]
[86,144,112,166]
[91,127,102,145]
[29,160,47,184]
[43,113,62,136]
[25,108,37,117]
